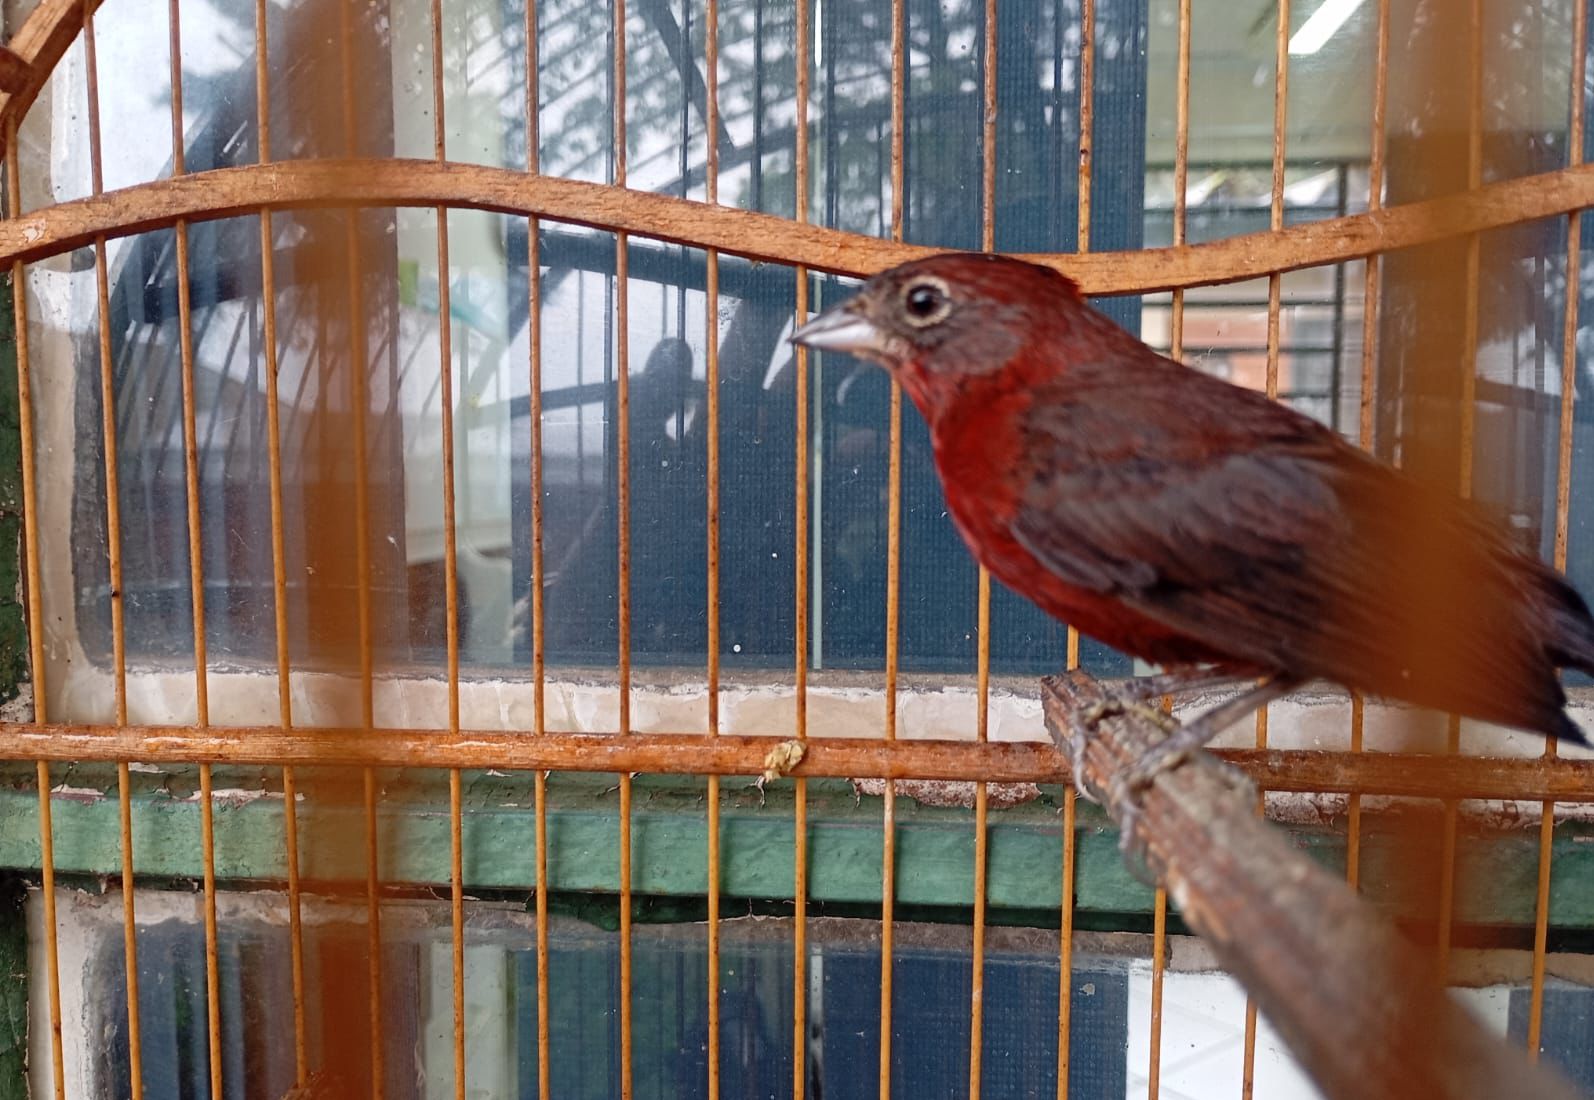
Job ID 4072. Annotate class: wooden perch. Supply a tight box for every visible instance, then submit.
[1043,670,1586,1100]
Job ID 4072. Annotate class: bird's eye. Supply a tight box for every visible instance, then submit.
[900,278,951,326]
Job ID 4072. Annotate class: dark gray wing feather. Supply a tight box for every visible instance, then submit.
[1007,359,1583,736]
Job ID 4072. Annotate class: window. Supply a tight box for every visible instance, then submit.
[36,0,1593,706]
[42,0,1124,698]
[7,0,1594,1096]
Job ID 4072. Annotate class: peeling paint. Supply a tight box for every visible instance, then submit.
[46,786,104,804]
[0,685,31,725]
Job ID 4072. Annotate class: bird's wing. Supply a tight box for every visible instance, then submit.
[1012,411,1351,669]
[1008,363,1567,724]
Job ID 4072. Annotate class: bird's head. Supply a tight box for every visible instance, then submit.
[790,253,1098,418]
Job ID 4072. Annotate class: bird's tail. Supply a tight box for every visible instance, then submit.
[1544,573,1594,745]
[1548,584,1594,675]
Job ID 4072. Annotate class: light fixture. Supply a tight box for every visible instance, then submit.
[1288,0,1366,56]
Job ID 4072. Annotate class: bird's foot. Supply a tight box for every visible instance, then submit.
[1076,697,1175,731]
[1068,696,1180,801]
[1064,701,1112,799]
[1127,699,1181,733]
[1105,741,1193,818]
[1104,673,1298,813]
[1098,742,1196,885]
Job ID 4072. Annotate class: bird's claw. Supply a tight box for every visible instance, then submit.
[1128,700,1181,733]
[1064,701,1114,800]
[1078,699,1122,727]
[1102,742,1198,885]
[1068,695,1180,803]
[1066,724,1093,801]
[1108,744,1193,808]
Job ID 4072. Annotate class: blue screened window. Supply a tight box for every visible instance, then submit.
[89,914,1130,1099]
[52,0,1594,685]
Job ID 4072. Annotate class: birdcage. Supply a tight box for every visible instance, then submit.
[0,0,1592,1096]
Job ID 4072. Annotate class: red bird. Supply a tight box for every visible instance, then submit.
[791,253,1594,774]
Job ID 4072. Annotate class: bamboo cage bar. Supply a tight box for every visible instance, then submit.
[612,0,635,1092]
[334,0,387,1087]
[968,0,999,1090]
[86,0,146,1094]
[1244,2,1291,1090]
[1054,0,1097,1087]
[1529,0,1590,1057]
[704,0,723,1091]
[5,157,1594,295]
[248,0,310,1082]
[1433,0,1488,985]
[3,107,63,1100]
[878,0,907,1092]
[4,720,1594,798]
[425,0,467,1091]
[791,0,812,1086]
[525,0,550,1092]
[137,0,230,1080]
[1348,0,1393,896]
[1145,0,1181,1092]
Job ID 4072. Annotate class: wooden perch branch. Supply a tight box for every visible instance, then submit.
[1042,670,1586,1100]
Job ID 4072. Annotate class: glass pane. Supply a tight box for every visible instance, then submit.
[25,0,1594,717]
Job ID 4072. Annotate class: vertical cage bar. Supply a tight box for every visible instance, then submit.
[1146,7,1189,1092]
[87,4,141,1096]
[792,0,812,1091]
[1244,3,1290,1094]
[967,0,998,1093]
[1262,0,1290,399]
[1076,0,1093,251]
[335,1,387,1088]
[170,215,222,1100]
[82,0,124,724]
[1241,986,1258,1099]
[36,753,63,1100]
[1529,0,1587,1057]
[249,0,308,1081]
[1437,0,1486,981]
[7,113,65,1100]
[426,1,466,1095]
[199,764,223,1099]
[1148,884,1167,1100]
[525,0,550,1094]
[879,0,907,1091]
[115,764,142,1099]
[157,4,226,1084]
[164,0,211,753]
[612,0,635,1091]
[704,0,723,1092]
[1167,0,1190,363]
[1348,0,1391,894]
[1060,3,1095,1092]
[1055,782,1076,1100]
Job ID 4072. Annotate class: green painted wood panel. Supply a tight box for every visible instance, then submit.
[0,762,1590,930]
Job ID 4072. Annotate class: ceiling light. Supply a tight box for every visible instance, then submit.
[1288,0,1365,56]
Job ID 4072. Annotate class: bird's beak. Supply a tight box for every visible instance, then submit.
[790,301,889,357]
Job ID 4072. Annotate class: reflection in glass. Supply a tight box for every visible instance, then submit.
[25,0,1594,703]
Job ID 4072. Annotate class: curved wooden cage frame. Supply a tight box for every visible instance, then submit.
[2,0,1593,1098]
